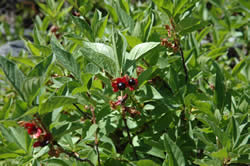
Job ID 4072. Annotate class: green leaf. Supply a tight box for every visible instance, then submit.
[232,57,249,76]
[0,56,25,100]
[213,61,225,110]
[173,0,188,16]
[163,134,185,166]
[211,148,228,160]
[28,55,55,77]
[33,25,46,45]
[114,1,134,32]
[125,42,160,70]
[85,124,98,139]
[51,38,81,80]
[105,4,119,23]
[24,41,51,57]
[39,96,77,114]
[239,0,250,10]
[132,14,153,42]
[180,21,210,35]
[96,15,108,38]
[124,35,142,48]
[112,30,127,73]
[138,67,156,87]
[71,15,94,41]
[136,159,159,166]
[196,26,212,43]
[80,42,118,77]
[42,159,69,166]
[207,47,228,59]
[22,77,43,104]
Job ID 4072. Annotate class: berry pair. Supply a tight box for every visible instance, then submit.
[112,76,138,92]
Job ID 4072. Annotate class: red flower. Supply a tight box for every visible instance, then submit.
[24,122,43,139]
[127,77,138,91]
[111,76,128,92]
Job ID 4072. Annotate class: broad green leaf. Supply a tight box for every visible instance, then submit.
[132,14,153,42]
[125,42,160,70]
[25,41,51,57]
[232,57,248,76]
[28,55,54,77]
[207,47,228,59]
[213,61,225,110]
[85,124,98,139]
[71,15,94,41]
[163,134,185,166]
[42,159,69,166]
[196,26,212,43]
[39,96,77,114]
[37,2,54,17]
[173,0,188,16]
[96,15,108,38]
[112,30,127,73]
[51,38,81,80]
[0,97,13,120]
[57,6,73,19]
[239,0,250,10]
[0,56,25,100]
[136,160,159,166]
[180,21,210,35]
[114,1,134,32]
[33,25,46,45]
[138,67,156,87]
[80,42,118,77]
[125,35,142,48]
[22,77,43,104]
[211,148,228,160]
[154,0,173,15]
[105,4,119,23]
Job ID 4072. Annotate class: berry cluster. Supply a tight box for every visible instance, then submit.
[19,121,51,148]
[160,24,179,53]
[111,76,138,92]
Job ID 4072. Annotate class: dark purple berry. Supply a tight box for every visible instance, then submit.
[40,140,49,147]
[117,82,126,90]
[128,79,135,86]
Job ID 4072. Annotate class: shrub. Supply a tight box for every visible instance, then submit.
[0,0,249,165]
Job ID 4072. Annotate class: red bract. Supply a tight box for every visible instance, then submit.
[111,76,128,92]
[33,141,41,147]
[33,133,51,148]
[24,122,43,139]
[128,77,138,91]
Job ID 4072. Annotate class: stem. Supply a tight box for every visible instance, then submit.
[122,112,138,160]
[121,91,138,160]
[90,106,101,166]
[120,91,138,160]
[34,114,94,166]
[73,103,92,119]
[55,142,94,166]
[179,46,188,82]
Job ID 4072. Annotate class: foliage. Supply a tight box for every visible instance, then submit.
[0,0,249,166]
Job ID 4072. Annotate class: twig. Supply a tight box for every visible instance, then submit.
[34,113,94,166]
[90,106,101,166]
[179,46,188,82]
[73,103,92,119]
[54,142,94,166]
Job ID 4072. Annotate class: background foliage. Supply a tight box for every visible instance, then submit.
[0,0,249,166]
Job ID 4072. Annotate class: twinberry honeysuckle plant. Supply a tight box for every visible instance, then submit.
[0,0,249,166]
